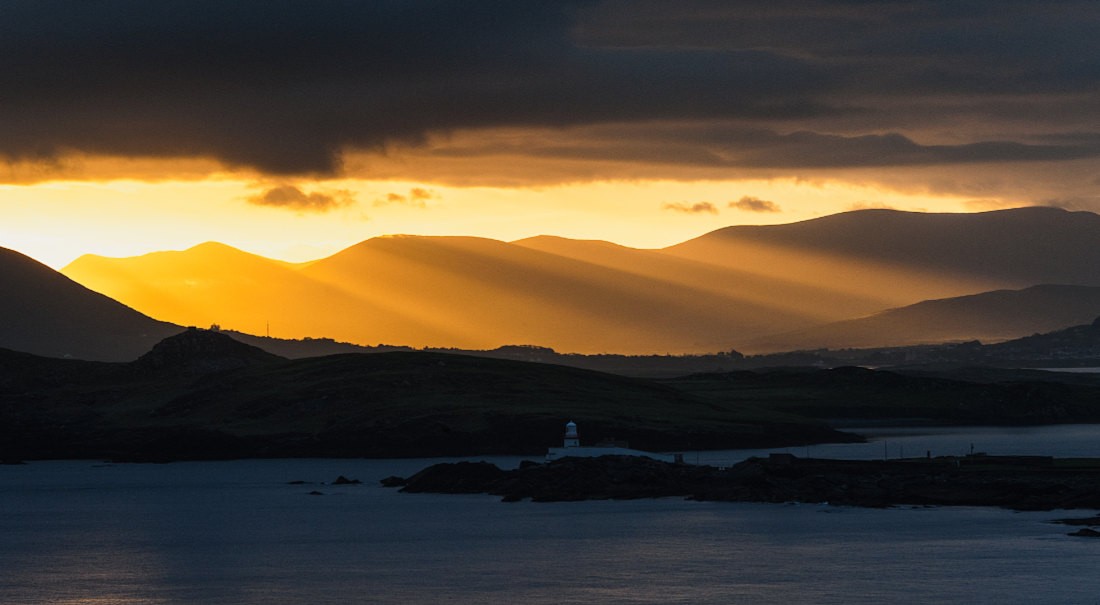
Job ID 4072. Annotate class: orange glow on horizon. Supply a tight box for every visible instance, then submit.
[0,172,998,271]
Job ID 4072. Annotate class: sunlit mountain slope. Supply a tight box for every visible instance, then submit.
[68,236,823,353]
[0,246,181,360]
[512,235,886,320]
[59,207,1100,354]
[63,242,408,343]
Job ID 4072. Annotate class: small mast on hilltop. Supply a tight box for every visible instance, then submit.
[545,420,679,463]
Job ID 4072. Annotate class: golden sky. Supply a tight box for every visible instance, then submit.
[0,167,987,270]
[2,2,1098,268]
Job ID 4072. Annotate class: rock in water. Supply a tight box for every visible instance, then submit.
[401,461,508,494]
[1068,528,1100,538]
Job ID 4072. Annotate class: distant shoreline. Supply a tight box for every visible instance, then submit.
[392,454,1100,513]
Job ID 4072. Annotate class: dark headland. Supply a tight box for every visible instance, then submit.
[0,329,853,462]
[13,327,1100,461]
[392,453,1100,512]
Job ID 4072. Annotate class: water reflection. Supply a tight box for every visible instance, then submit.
[3,426,1100,604]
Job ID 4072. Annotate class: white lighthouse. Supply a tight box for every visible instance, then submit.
[545,420,677,463]
[563,421,580,448]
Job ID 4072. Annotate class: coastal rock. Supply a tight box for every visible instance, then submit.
[1052,515,1100,526]
[400,461,508,494]
[1068,528,1100,538]
[396,454,1100,510]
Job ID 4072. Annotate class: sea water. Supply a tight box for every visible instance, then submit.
[3,426,1100,604]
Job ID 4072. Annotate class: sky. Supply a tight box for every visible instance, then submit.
[3,0,1100,268]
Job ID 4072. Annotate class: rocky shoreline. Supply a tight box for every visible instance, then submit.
[389,453,1100,513]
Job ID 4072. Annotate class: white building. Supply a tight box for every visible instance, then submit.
[545,420,679,463]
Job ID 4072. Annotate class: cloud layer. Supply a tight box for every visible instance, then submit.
[730,197,781,213]
[662,202,718,214]
[3,0,1100,204]
[247,185,354,212]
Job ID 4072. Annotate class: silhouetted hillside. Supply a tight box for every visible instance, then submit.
[0,246,182,361]
[666,365,1100,426]
[748,285,1100,352]
[0,331,850,461]
[130,328,284,375]
[983,315,1100,360]
[669,207,1100,287]
[664,207,1100,321]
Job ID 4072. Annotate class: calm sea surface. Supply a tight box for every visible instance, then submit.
[3,425,1100,604]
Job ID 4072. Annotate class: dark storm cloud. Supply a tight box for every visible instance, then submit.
[247,185,354,212]
[1,0,1099,179]
[418,124,1100,169]
[0,0,831,176]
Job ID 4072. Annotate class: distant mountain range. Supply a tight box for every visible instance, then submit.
[4,206,1100,362]
[63,235,840,354]
[56,206,1100,355]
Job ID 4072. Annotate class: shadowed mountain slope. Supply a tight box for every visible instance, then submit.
[662,207,1100,312]
[747,285,1100,352]
[0,246,181,361]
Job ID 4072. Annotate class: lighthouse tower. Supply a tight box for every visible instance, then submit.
[563,421,580,448]
[546,419,675,462]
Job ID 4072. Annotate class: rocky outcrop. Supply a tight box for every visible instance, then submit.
[1068,528,1100,538]
[393,454,1100,511]
[128,328,284,376]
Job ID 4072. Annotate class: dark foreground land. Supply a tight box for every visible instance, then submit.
[0,329,851,461]
[13,328,1100,462]
[392,454,1100,512]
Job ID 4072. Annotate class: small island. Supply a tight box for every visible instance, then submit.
[389,453,1100,512]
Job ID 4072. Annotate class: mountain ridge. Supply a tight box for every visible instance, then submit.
[35,206,1100,356]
